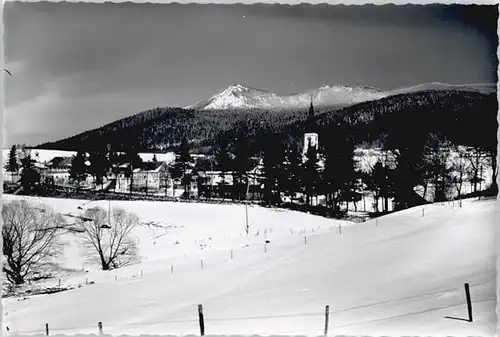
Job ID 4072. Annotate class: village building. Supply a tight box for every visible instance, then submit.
[130,161,169,193]
[45,157,73,185]
[196,156,264,200]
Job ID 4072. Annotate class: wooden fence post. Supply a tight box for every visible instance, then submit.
[171,265,174,274]
[201,259,204,269]
[45,323,49,336]
[465,283,473,322]
[324,305,330,336]
[304,236,307,246]
[98,321,103,335]
[264,243,267,254]
[376,218,378,227]
[85,277,88,285]
[198,304,205,336]
[422,208,425,217]
[141,269,143,277]
[230,250,233,260]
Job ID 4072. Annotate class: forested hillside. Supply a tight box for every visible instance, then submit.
[38,89,497,158]
[38,106,331,153]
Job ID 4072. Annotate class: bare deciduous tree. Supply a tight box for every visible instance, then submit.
[465,146,488,194]
[79,207,138,270]
[422,134,454,202]
[450,146,470,207]
[2,200,63,284]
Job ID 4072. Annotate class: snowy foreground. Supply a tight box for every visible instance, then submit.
[2,195,497,336]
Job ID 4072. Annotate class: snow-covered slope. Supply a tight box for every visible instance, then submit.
[186,82,496,111]
[2,196,497,336]
[187,84,386,110]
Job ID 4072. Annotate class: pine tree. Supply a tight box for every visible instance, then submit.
[282,143,302,202]
[231,139,253,201]
[89,147,110,189]
[69,151,88,186]
[108,147,120,176]
[174,138,194,198]
[20,155,41,193]
[6,145,19,173]
[261,137,285,206]
[422,134,453,202]
[320,137,341,211]
[336,140,360,211]
[194,157,211,199]
[384,120,430,210]
[214,138,232,199]
[367,160,395,213]
[123,146,143,194]
[125,147,143,170]
[319,131,359,213]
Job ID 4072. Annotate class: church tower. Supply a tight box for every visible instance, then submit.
[303,95,319,156]
[308,95,315,119]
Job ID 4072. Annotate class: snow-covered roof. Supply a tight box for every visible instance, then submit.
[47,156,73,168]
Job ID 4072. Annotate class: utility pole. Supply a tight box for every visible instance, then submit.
[479,165,483,193]
[245,173,250,235]
[129,163,133,197]
[211,149,215,200]
[165,174,168,198]
[108,199,111,227]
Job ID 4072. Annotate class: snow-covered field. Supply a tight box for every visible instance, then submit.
[1,195,497,336]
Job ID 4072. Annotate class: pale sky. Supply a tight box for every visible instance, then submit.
[4,3,498,146]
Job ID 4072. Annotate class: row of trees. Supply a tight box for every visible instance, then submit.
[168,129,495,213]
[167,131,363,214]
[360,134,494,212]
[2,199,139,285]
[68,145,144,188]
[7,127,494,214]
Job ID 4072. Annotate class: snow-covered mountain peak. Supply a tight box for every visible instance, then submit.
[223,84,250,94]
[188,84,277,110]
[188,84,386,110]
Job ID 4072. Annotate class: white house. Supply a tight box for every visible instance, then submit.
[131,161,169,192]
[45,157,73,185]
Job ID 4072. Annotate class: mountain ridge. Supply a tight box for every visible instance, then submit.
[187,83,386,110]
[186,82,496,110]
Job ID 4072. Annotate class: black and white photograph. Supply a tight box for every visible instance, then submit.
[1,2,498,336]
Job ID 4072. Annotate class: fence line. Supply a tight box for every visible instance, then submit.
[11,298,496,336]
[330,298,496,329]
[8,283,495,336]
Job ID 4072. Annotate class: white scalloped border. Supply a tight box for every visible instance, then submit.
[0,1,498,337]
